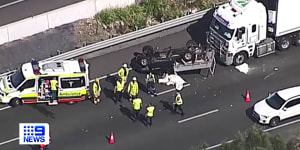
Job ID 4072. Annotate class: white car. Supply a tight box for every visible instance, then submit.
[253,86,300,127]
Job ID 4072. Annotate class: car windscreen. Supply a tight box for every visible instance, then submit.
[266,93,285,110]
[11,70,25,88]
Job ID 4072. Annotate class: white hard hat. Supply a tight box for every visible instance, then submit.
[122,63,127,68]
[132,77,137,81]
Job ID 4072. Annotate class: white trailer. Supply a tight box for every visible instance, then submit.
[207,0,300,66]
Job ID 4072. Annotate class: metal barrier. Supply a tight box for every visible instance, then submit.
[43,9,211,61]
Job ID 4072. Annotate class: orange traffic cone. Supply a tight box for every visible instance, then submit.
[245,90,250,103]
[109,132,115,144]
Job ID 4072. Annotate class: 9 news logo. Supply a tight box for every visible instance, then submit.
[19,123,50,145]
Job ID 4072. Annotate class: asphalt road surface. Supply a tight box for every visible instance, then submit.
[0,26,300,150]
[0,0,84,26]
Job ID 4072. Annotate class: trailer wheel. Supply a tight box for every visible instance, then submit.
[233,52,247,66]
[294,35,300,46]
[277,36,291,51]
[9,98,22,107]
[137,55,149,68]
[182,51,193,62]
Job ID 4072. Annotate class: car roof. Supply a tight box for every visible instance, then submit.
[277,86,300,101]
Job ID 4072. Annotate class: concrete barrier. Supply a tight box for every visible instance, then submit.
[0,0,135,45]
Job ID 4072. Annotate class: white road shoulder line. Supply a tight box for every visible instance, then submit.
[0,106,12,111]
[178,109,219,123]
[0,0,25,9]
[156,84,191,96]
[0,137,19,146]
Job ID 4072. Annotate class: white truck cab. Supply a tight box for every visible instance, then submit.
[208,0,300,65]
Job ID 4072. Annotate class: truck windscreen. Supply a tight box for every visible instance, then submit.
[210,18,234,40]
[11,70,25,88]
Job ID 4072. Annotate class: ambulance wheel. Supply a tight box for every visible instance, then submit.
[277,36,291,51]
[233,52,247,66]
[9,98,22,107]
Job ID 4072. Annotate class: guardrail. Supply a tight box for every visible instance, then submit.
[43,8,211,61]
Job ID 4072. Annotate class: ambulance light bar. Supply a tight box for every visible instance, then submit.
[78,58,86,72]
[31,59,40,75]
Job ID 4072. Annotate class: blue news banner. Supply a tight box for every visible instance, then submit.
[19,123,50,145]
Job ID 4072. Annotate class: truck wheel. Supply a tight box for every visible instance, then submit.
[142,46,154,57]
[233,52,247,66]
[294,35,300,46]
[277,36,291,51]
[269,117,280,127]
[183,51,193,62]
[137,55,149,68]
[9,98,22,107]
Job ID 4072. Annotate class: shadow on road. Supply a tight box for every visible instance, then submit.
[105,74,117,86]
[160,100,174,112]
[103,88,116,104]
[119,105,134,121]
[29,104,55,119]
[138,81,148,94]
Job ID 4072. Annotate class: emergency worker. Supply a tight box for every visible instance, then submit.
[118,63,130,83]
[127,77,139,101]
[114,77,125,103]
[50,77,58,103]
[92,78,101,104]
[132,97,142,122]
[146,72,157,97]
[173,90,184,116]
[145,103,155,126]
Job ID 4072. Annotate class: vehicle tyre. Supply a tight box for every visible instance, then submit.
[142,46,154,57]
[269,117,280,127]
[233,52,247,66]
[186,40,198,49]
[9,98,22,107]
[294,35,300,46]
[277,36,291,51]
[182,51,193,62]
[137,55,149,68]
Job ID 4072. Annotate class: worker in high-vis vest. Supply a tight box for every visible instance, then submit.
[132,97,142,122]
[127,76,139,101]
[173,90,184,116]
[92,78,101,104]
[114,77,125,103]
[146,72,157,97]
[118,63,130,83]
[145,103,155,126]
[50,77,58,103]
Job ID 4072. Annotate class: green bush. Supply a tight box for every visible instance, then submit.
[143,0,167,20]
[95,9,118,26]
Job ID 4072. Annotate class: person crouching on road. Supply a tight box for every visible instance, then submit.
[173,90,184,116]
[145,103,155,126]
[127,76,139,101]
[114,77,125,103]
[118,63,130,83]
[132,97,142,122]
[146,72,157,97]
[92,78,102,104]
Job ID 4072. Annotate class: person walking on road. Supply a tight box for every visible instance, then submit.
[132,97,142,122]
[118,63,130,83]
[173,90,184,116]
[127,77,139,101]
[50,77,58,104]
[145,103,155,126]
[114,77,125,103]
[92,78,101,104]
[146,72,157,97]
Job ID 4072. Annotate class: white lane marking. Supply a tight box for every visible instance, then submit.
[0,0,25,9]
[0,137,18,146]
[156,84,191,96]
[204,118,300,150]
[92,68,133,82]
[178,109,219,124]
[0,106,11,111]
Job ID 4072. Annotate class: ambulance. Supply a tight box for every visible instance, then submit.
[0,59,90,106]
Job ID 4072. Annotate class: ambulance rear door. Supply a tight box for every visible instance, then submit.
[58,75,87,103]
